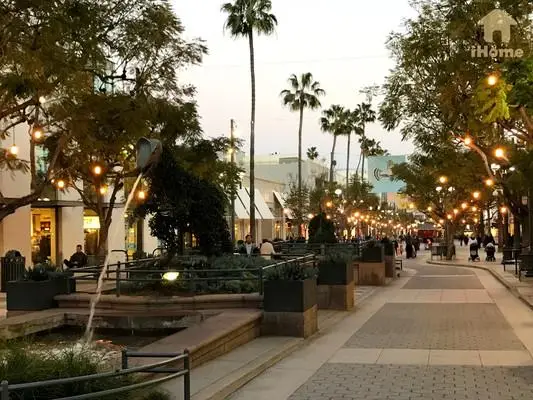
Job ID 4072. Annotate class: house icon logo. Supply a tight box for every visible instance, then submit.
[478,8,517,44]
[471,8,524,59]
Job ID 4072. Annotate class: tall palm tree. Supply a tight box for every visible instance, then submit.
[280,72,325,228]
[346,109,364,187]
[222,0,277,240]
[320,105,350,183]
[354,102,376,179]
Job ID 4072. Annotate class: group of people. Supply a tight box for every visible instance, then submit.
[389,235,421,259]
[236,235,277,258]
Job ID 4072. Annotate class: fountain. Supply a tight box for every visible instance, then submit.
[84,138,162,343]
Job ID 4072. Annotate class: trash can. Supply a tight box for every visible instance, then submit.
[1,257,26,292]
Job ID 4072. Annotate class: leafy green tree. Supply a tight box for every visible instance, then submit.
[320,105,351,182]
[392,149,489,258]
[221,0,277,240]
[0,0,116,220]
[136,147,232,256]
[280,72,325,222]
[284,181,311,237]
[308,213,337,244]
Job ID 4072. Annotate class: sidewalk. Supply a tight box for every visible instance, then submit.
[427,244,533,310]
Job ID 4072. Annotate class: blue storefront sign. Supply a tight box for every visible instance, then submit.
[367,155,407,193]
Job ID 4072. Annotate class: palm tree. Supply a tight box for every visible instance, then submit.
[346,109,364,187]
[307,147,319,160]
[320,105,351,183]
[354,102,376,179]
[280,72,325,228]
[222,0,277,240]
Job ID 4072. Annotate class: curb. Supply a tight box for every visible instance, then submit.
[194,289,380,400]
[426,260,533,312]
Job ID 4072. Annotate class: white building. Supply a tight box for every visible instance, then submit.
[0,124,158,266]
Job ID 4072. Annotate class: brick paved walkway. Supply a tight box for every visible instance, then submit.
[229,254,533,400]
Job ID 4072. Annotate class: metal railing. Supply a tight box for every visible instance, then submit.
[1,350,191,400]
[69,254,318,297]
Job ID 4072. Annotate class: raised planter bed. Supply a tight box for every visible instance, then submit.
[317,259,354,310]
[262,278,318,338]
[7,278,74,311]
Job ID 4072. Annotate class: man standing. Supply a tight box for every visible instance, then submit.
[64,244,88,269]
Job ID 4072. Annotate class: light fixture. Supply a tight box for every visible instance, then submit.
[57,180,65,189]
[427,206,433,212]
[500,206,507,214]
[472,206,478,212]
[447,214,452,220]
[485,178,494,187]
[463,136,473,146]
[9,144,19,156]
[32,127,43,140]
[438,176,448,184]
[461,202,468,210]
[335,188,342,195]
[494,148,505,159]
[93,165,102,175]
[453,209,459,215]
[326,201,333,208]
[162,271,180,281]
[487,74,499,86]
[137,190,146,200]
[99,186,107,195]
[472,191,481,200]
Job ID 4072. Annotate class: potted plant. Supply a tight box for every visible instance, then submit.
[6,264,75,311]
[362,241,385,262]
[262,260,318,338]
[263,261,318,312]
[317,253,354,310]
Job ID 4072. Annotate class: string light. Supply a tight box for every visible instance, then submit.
[99,186,107,195]
[93,165,102,175]
[57,180,65,189]
[9,144,19,156]
[137,190,146,200]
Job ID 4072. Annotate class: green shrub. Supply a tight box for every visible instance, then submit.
[0,343,171,400]
[263,260,318,281]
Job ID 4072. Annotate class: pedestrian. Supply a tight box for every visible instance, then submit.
[63,244,88,269]
[239,235,259,256]
[260,239,276,260]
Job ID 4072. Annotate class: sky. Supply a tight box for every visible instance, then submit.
[171,0,418,170]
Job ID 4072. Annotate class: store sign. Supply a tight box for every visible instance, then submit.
[84,216,100,229]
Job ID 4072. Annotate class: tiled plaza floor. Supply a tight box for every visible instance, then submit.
[230,255,533,400]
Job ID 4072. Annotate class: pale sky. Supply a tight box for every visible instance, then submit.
[172,0,417,168]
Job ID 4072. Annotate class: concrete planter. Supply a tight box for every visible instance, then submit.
[262,278,318,337]
[7,280,60,311]
[317,261,354,310]
[362,246,385,263]
[384,255,396,278]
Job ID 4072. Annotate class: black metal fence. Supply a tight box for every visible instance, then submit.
[0,257,25,292]
[1,350,191,400]
[69,254,319,297]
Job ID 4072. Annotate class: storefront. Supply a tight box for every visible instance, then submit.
[83,210,100,256]
[31,208,57,265]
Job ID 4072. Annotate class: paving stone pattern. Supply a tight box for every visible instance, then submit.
[411,265,475,276]
[344,303,524,350]
[288,364,533,400]
[402,275,485,289]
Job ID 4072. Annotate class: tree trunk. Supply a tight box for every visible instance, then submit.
[248,32,256,241]
[97,215,110,257]
[446,222,455,260]
[329,135,337,182]
[30,104,40,191]
[346,133,351,188]
[360,125,366,179]
[355,152,362,181]
[298,103,304,236]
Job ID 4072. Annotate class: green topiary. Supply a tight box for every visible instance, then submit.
[308,213,337,244]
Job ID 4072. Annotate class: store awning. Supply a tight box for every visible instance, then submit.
[253,189,275,220]
[234,194,249,219]
[273,191,286,208]
[235,188,274,220]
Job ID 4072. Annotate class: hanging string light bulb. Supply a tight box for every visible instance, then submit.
[9,127,18,156]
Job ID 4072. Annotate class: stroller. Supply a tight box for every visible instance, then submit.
[485,243,496,262]
[469,243,481,262]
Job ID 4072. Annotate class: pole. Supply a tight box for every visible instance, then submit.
[527,186,533,254]
[230,119,236,246]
